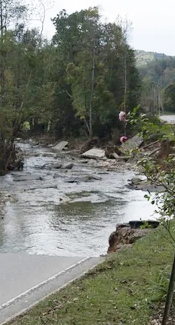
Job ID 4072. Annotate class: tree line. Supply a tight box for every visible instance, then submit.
[138,54,175,113]
[0,1,142,173]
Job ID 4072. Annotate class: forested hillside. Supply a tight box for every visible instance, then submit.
[136,51,175,113]
[135,50,171,67]
[0,1,141,174]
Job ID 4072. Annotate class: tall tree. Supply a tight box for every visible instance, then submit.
[164,83,175,112]
[52,7,140,138]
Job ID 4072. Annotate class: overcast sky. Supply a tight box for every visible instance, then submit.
[40,0,174,55]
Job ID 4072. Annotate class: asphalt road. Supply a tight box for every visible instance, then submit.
[0,253,103,325]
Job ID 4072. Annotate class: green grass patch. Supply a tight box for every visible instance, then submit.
[9,222,175,325]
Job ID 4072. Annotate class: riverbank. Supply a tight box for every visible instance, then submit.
[8,220,175,325]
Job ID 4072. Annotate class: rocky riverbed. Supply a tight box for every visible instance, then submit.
[0,140,158,257]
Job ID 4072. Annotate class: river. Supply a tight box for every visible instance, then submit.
[0,141,156,257]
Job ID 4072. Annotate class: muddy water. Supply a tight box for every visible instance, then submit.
[0,142,156,257]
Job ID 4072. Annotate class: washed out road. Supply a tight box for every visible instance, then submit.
[0,253,103,325]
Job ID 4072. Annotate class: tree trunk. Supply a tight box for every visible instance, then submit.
[89,49,95,138]
[162,252,175,325]
[123,46,127,137]
[0,1,4,95]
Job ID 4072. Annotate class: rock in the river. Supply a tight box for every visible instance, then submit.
[130,177,144,186]
[62,163,74,170]
[65,174,102,183]
[26,185,58,191]
[53,173,66,179]
[90,174,102,180]
[41,152,57,158]
[127,176,164,192]
[52,141,68,151]
[51,163,62,169]
[126,176,148,190]
[42,163,62,170]
[38,164,47,169]
[13,175,45,182]
[112,152,120,159]
[82,148,106,159]
[59,196,71,204]
[78,175,97,182]
[65,177,78,183]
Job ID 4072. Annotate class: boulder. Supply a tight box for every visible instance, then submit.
[65,174,102,183]
[52,163,62,169]
[82,148,106,159]
[126,177,164,192]
[121,134,143,153]
[107,221,158,254]
[65,177,78,183]
[112,152,120,159]
[78,175,99,182]
[130,177,144,186]
[41,152,56,158]
[26,185,58,191]
[63,163,74,170]
[52,141,68,151]
[13,175,45,182]
[90,174,102,180]
[53,173,66,179]
[44,163,62,170]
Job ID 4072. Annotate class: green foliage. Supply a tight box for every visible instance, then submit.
[140,220,154,229]
[129,106,175,222]
[128,106,174,141]
[52,7,141,137]
[164,83,175,112]
[0,4,141,170]
[136,50,175,113]
[0,1,57,172]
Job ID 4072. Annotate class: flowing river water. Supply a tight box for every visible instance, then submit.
[0,141,156,257]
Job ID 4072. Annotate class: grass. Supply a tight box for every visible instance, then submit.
[9,222,175,325]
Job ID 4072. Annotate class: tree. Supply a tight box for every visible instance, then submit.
[52,7,140,138]
[163,83,175,112]
[138,56,175,114]
[0,5,141,172]
[0,0,29,173]
[0,1,55,173]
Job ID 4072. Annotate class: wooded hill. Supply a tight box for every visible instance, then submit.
[136,50,175,113]
[135,50,172,67]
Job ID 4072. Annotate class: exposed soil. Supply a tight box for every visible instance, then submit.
[107,223,155,253]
